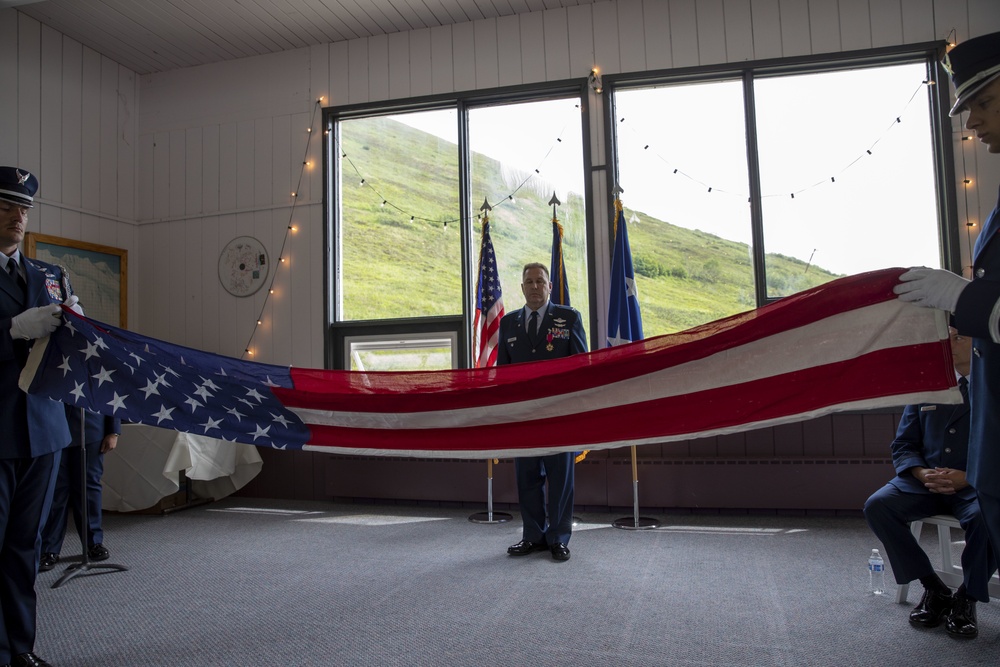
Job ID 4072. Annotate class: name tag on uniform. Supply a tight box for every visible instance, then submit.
[920,406,937,412]
[507,337,517,344]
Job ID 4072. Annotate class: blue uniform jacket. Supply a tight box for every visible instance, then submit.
[496,302,588,365]
[0,257,72,458]
[888,395,975,501]
[954,186,1000,498]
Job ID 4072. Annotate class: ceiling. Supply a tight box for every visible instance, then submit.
[8,0,600,75]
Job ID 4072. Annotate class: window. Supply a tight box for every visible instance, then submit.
[611,53,949,336]
[327,86,591,370]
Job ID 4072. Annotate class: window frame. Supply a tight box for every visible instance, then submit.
[323,80,595,371]
[603,41,959,309]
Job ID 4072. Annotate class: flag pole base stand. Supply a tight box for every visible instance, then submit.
[468,511,513,524]
[613,516,660,530]
[52,561,129,589]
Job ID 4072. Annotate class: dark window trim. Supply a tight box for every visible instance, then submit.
[602,41,958,307]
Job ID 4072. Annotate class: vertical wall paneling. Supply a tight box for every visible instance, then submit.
[137,134,154,221]
[838,0,874,52]
[723,0,754,63]
[185,217,203,348]
[668,0,700,68]
[474,19,500,89]
[254,119,273,209]
[932,0,968,43]
[519,12,547,83]
[117,65,135,228]
[168,129,186,219]
[0,11,17,160]
[778,0,811,57]
[566,5,596,80]
[869,0,904,47]
[407,29,432,97]
[591,1,621,75]
[615,0,646,74]
[152,131,170,220]
[497,15,524,87]
[696,0,729,65]
[452,20,477,90]
[216,213,238,355]
[100,56,119,217]
[202,125,221,214]
[430,24,455,94]
[542,8,572,81]
[16,14,40,175]
[40,25,63,207]
[899,0,935,44]
[328,41,350,106]
[368,33,390,101]
[185,128,204,215]
[348,38,370,104]
[81,49,102,215]
[808,0,842,55]
[749,0,783,60]
[970,0,1000,37]
[387,31,411,99]
[236,120,255,209]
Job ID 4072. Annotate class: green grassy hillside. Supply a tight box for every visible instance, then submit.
[339,117,840,335]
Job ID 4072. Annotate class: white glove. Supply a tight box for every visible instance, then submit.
[63,294,84,316]
[10,304,63,340]
[893,267,970,312]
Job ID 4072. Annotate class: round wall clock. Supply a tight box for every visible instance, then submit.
[218,236,268,297]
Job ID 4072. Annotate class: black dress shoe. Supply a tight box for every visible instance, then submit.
[88,544,110,561]
[909,588,953,627]
[945,595,978,638]
[550,543,570,561]
[507,539,547,556]
[38,553,59,572]
[11,652,53,667]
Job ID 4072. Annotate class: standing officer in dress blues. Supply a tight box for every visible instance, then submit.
[864,329,993,639]
[498,262,587,562]
[0,167,77,667]
[894,32,1000,606]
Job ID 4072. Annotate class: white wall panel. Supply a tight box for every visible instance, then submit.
[779,0,811,57]
[750,0,783,60]
[40,26,62,203]
[474,18,500,88]
[591,0,621,74]
[723,0,754,63]
[430,25,455,93]
[543,8,572,80]
[0,11,17,161]
[185,128,204,215]
[900,0,935,44]
[329,41,350,106]
[368,33,391,101]
[388,31,411,99]
[870,0,904,47]
[169,129,186,219]
[348,38,370,103]
[81,49,101,215]
[520,11,548,82]
[566,5,595,78]
[408,29,433,96]
[808,0,842,55]
[453,20,477,90]
[118,65,135,222]
[839,0,873,51]
[100,56,118,216]
[669,0,700,68]
[17,14,40,175]
[497,14,524,86]
[697,0,729,65]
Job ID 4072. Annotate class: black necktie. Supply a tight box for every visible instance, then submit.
[7,259,24,293]
[959,376,969,400]
[528,311,538,340]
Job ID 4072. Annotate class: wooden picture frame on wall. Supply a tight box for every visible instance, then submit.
[24,233,128,328]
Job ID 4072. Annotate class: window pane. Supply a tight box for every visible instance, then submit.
[468,98,590,331]
[345,334,457,371]
[614,81,756,335]
[755,64,941,297]
[337,110,462,321]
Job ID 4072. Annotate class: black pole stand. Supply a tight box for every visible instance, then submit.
[468,459,512,524]
[612,446,660,530]
[53,408,129,588]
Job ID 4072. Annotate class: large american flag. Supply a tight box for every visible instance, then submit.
[21,269,959,459]
[472,216,504,368]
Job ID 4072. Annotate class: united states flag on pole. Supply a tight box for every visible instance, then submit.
[550,218,570,306]
[472,215,504,368]
[21,269,959,459]
[606,197,642,347]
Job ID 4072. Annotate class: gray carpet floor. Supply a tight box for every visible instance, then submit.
[33,498,1000,666]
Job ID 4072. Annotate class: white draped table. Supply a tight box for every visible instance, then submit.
[102,424,263,512]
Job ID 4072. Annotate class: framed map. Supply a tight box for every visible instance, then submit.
[25,233,128,328]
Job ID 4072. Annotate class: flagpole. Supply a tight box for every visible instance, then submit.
[606,187,659,530]
[468,459,512,524]
[612,446,659,530]
[53,407,129,587]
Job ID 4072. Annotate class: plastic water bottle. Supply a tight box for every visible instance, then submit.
[868,548,886,595]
